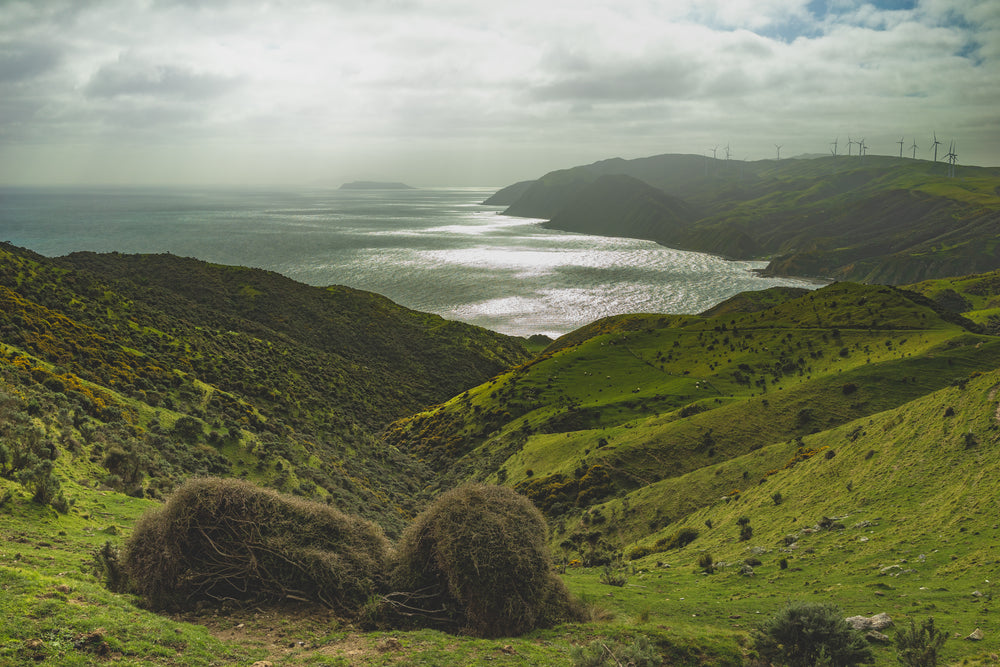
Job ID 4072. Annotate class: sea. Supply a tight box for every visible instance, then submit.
[0,186,819,338]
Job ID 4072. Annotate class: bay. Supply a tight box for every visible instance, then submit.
[0,186,818,337]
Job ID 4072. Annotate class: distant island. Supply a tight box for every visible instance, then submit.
[339,181,415,190]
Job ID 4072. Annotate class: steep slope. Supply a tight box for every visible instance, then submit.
[542,174,700,242]
[494,153,1000,283]
[0,243,530,532]
[904,268,1000,333]
[384,282,1000,524]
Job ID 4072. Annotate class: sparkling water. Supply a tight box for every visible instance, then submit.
[0,186,817,337]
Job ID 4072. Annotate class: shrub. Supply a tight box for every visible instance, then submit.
[16,456,68,511]
[698,552,715,574]
[123,477,389,612]
[753,601,874,667]
[895,617,948,667]
[599,563,628,587]
[389,484,578,637]
[655,527,699,551]
[571,635,660,667]
[89,541,130,593]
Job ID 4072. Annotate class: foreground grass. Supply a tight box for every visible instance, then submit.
[2,468,998,666]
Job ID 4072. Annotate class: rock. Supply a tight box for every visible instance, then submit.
[866,631,892,644]
[250,662,274,667]
[500,645,517,655]
[879,564,902,575]
[739,564,755,576]
[845,613,893,631]
[869,613,893,630]
[967,628,984,641]
[972,590,984,597]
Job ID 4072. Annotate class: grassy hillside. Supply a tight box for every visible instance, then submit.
[904,269,1000,334]
[496,153,1000,284]
[5,242,1000,664]
[0,243,530,531]
[385,282,999,539]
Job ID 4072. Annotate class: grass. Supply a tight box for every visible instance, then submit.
[5,240,1000,663]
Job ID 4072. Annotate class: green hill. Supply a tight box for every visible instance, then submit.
[385,281,999,541]
[495,153,1000,283]
[4,241,1000,664]
[0,243,530,531]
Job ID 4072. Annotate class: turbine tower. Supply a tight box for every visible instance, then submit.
[830,137,839,157]
[946,140,958,177]
[846,136,854,156]
[931,132,942,163]
[910,138,918,159]
[897,137,905,158]
[775,144,782,161]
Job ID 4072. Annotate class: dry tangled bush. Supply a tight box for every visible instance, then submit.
[389,484,579,637]
[123,477,390,612]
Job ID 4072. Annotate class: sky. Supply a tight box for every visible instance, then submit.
[0,0,997,187]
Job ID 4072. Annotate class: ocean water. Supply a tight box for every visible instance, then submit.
[0,186,818,337]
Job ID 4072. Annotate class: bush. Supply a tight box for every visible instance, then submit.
[89,541,130,593]
[571,635,660,667]
[655,527,699,551]
[753,601,874,667]
[895,617,948,667]
[698,552,715,574]
[123,477,389,612]
[16,456,68,511]
[390,484,578,637]
[599,563,628,587]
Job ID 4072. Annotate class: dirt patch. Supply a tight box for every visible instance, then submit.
[170,602,369,662]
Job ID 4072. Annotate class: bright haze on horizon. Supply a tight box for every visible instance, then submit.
[1,0,997,187]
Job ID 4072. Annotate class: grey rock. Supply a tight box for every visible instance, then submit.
[845,613,893,631]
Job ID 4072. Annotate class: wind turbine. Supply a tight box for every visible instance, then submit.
[946,140,958,177]
[897,137,905,158]
[910,138,918,159]
[830,137,839,157]
[775,144,782,161]
[931,132,942,163]
[710,145,718,160]
[724,143,731,161]
[846,136,855,156]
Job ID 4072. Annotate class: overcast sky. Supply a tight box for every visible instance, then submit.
[1,0,997,187]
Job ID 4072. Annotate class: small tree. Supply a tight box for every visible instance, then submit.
[753,601,874,667]
[895,617,948,667]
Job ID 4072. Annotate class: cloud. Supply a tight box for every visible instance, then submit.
[0,40,62,83]
[0,0,997,185]
[84,55,242,100]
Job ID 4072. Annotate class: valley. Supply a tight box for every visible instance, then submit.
[1,229,1000,664]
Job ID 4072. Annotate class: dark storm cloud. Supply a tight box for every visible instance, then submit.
[84,57,241,100]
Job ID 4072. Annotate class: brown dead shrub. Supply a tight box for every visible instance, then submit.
[123,477,389,612]
[389,484,579,637]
